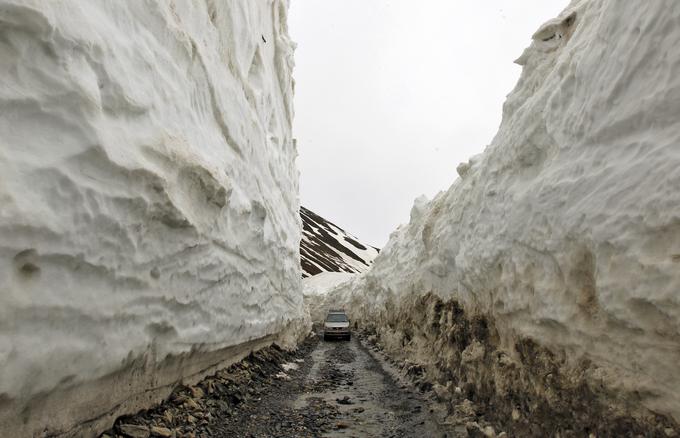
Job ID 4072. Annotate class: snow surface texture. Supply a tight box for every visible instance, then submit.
[300,206,379,277]
[0,0,306,436]
[320,0,680,430]
[303,271,356,325]
[303,271,355,297]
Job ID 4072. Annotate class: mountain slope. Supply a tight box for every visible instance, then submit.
[300,206,379,278]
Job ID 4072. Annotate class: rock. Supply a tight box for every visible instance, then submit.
[465,422,485,438]
[336,396,353,405]
[483,425,496,437]
[511,408,521,421]
[665,429,677,438]
[335,422,349,429]
[456,399,476,418]
[461,341,485,365]
[150,426,173,437]
[190,386,205,399]
[184,398,200,410]
[433,383,449,401]
[163,411,173,424]
[118,424,150,438]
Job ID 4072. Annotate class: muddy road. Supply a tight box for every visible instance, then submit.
[292,335,449,437]
[105,334,462,438]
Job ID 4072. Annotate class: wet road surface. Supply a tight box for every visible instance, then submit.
[293,335,450,437]
[103,334,460,438]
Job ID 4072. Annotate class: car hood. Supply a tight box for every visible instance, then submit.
[324,322,349,328]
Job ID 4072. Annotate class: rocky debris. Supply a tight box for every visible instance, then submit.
[327,342,357,364]
[306,351,355,393]
[102,336,340,438]
[149,426,173,437]
[295,336,455,437]
[361,330,508,436]
[106,331,622,437]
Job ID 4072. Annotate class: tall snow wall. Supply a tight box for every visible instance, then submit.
[321,0,680,434]
[0,1,306,436]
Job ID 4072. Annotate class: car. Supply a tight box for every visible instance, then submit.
[323,309,351,341]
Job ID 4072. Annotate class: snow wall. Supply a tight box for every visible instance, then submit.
[319,0,680,434]
[0,1,308,436]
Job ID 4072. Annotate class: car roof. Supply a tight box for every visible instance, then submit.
[327,309,346,314]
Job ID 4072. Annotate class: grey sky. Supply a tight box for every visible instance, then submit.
[289,1,567,247]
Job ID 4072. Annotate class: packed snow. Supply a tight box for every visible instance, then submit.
[319,0,680,427]
[0,0,306,436]
[303,272,356,297]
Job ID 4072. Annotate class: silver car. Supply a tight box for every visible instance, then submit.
[323,310,351,341]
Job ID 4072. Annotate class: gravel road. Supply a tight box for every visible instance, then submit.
[103,334,460,438]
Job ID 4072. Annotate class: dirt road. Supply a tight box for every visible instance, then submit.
[292,335,450,437]
[104,334,460,438]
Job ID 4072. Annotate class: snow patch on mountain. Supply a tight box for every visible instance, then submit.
[319,0,680,432]
[300,206,379,278]
[0,1,306,436]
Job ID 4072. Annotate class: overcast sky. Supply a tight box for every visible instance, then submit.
[289,1,567,247]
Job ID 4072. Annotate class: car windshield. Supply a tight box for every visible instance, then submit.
[326,313,348,322]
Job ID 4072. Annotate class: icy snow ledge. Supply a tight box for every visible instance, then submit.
[323,0,680,430]
[0,0,307,436]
